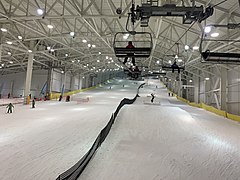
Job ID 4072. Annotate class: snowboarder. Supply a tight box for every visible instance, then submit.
[151,93,155,103]
[6,103,14,113]
[32,99,35,108]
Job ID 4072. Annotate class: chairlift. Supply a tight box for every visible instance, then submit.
[200,23,240,64]
[162,43,185,73]
[113,31,153,58]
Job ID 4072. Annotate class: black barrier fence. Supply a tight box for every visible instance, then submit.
[56,83,145,180]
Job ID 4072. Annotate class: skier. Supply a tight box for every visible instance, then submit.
[59,95,63,101]
[66,95,70,102]
[32,99,35,108]
[168,92,171,96]
[151,93,155,103]
[6,103,14,113]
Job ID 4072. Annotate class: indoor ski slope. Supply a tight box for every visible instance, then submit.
[80,80,240,180]
[0,79,141,180]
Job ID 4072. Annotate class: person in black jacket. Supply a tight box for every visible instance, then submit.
[151,93,155,103]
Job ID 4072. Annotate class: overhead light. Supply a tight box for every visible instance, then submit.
[77,60,80,62]
[72,60,75,63]
[28,50,32,53]
[37,9,44,15]
[193,46,199,50]
[61,70,64,74]
[205,77,210,81]
[70,32,75,36]
[211,32,219,37]
[0,28,7,32]
[47,46,51,50]
[189,79,193,83]
[111,60,114,62]
[204,26,212,33]
[156,60,160,64]
[123,33,129,39]
[175,55,178,59]
[9,61,13,64]
[50,49,54,52]
[86,64,89,66]
[1,63,4,67]
[99,52,101,54]
[108,61,110,64]
[65,53,68,57]
[82,39,87,43]
[97,60,100,62]
[162,70,165,73]
[84,65,86,68]
[168,60,171,64]
[6,41,12,45]
[82,76,85,79]
[47,25,53,29]
[92,44,96,48]
[184,45,190,50]
[106,56,109,59]
[177,59,183,62]
[87,44,91,47]
[7,52,11,55]
[18,35,22,40]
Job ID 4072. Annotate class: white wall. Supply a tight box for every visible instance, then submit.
[0,70,48,98]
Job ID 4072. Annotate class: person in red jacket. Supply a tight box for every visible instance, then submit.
[123,41,136,66]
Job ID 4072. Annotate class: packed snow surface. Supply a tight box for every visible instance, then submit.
[80,79,240,180]
[0,79,240,180]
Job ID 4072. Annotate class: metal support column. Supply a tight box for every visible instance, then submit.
[178,73,182,96]
[194,75,200,104]
[220,67,227,111]
[24,52,34,104]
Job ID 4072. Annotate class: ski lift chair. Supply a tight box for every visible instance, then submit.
[113,32,153,58]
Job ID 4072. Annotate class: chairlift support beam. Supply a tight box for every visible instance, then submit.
[135,3,214,27]
[200,23,240,64]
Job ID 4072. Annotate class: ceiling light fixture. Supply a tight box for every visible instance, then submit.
[204,26,212,33]
[6,41,13,45]
[70,32,75,36]
[92,44,96,48]
[0,28,7,32]
[37,9,44,15]
[193,46,199,50]
[18,35,23,40]
[28,50,32,53]
[184,45,190,50]
[82,39,87,43]
[47,25,53,29]
[211,32,219,37]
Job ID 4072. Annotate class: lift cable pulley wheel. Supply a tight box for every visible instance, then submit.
[200,23,240,64]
